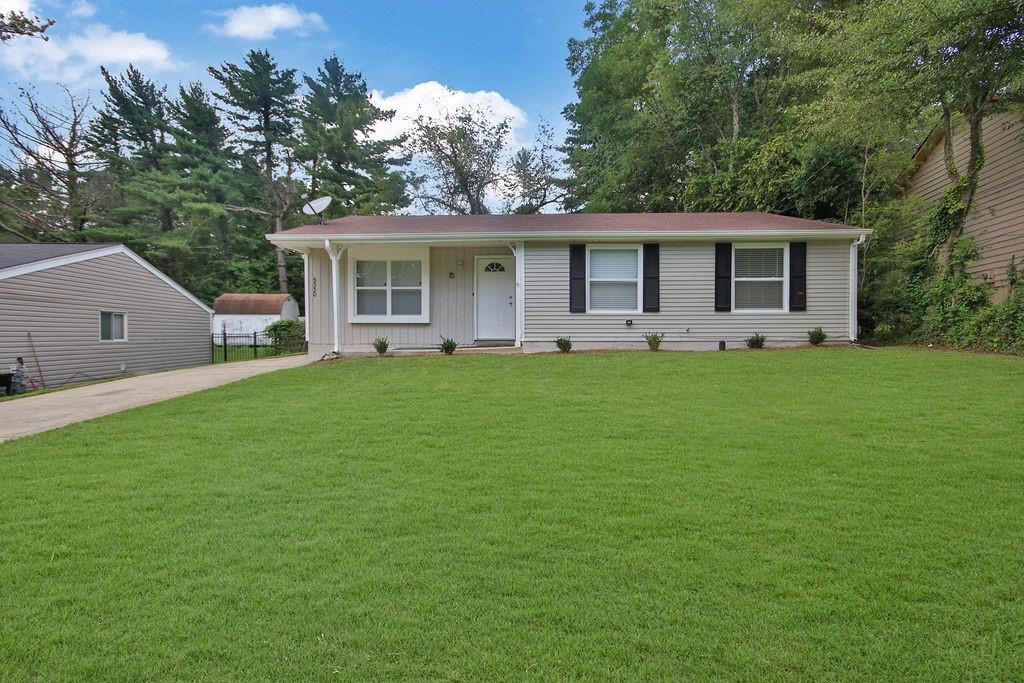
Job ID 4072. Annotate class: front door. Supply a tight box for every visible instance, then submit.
[476,257,515,339]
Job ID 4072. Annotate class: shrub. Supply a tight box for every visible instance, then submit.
[555,337,572,353]
[264,318,305,351]
[439,336,458,355]
[808,327,827,346]
[745,333,766,349]
[643,332,665,351]
[372,336,389,355]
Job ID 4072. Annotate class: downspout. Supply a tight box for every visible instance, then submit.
[849,233,866,342]
[325,239,342,354]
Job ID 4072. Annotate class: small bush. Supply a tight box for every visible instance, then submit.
[555,337,572,353]
[808,327,827,346]
[643,332,665,351]
[372,336,389,355]
[264,318,305,351]
[439,336,458,355]
[745,332,766,349]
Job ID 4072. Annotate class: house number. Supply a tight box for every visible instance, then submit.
[311,278,317,297]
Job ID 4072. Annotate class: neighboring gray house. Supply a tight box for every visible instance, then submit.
[212,293,300,336]
[0,243,212,388]
[267,212,870,356]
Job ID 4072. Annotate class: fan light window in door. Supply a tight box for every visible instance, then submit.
[484,262,506,272]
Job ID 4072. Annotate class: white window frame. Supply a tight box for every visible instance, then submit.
[347,246,430,324]
[732,242,789,314]
[98,310,128,342]
[586,244,643,314]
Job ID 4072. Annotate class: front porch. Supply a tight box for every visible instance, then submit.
[290,240,526,355]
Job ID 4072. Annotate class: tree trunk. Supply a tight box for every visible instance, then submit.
[274,212,289,293]
[938,106,984,267]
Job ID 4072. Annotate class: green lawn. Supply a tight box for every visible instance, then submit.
[1,348,1022,680]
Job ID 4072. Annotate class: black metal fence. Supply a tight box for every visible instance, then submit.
[211,331,306,363]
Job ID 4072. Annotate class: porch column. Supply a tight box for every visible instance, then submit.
[514,241,525,347]
[325,240,343,353]
[301,251,309,343]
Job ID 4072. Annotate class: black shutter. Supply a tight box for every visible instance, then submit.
[789,242,807,311]
[643,243,660,312]
[714,242,731,311]
[569,244,586,313]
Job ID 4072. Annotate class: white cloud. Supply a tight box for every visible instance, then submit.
[369,81,529,148]
[0,0,34,14]
[69,0,96,18]
[0,23,177,82]
[205,3,326,40]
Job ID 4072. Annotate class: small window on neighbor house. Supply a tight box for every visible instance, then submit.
[100,311,126,341]
[734,245,786,311]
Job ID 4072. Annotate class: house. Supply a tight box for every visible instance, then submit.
[266,212,870,355]
[0,243,212,388]
[905,111,1024,297]
[212,293,300,336]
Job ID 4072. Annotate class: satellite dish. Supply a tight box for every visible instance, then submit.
[301,196,332,224]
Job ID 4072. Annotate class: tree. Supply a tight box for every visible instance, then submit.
[502,120,565,214]
[406,105,510,214]
[296,55,410,217]
[209,49,301,293]
[827,0,1024,262]
[0,87,105,240]
[0,8,53,43]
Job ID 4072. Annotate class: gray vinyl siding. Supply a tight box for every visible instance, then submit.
[307,245,512,352]
[0,253,211,387]
[906,112,1024,294]
[522,241,851,345]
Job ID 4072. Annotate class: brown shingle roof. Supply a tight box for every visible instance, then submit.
[275,212,858,237]
[213,293,294,315]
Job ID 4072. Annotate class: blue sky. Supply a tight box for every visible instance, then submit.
[0,1,587,142]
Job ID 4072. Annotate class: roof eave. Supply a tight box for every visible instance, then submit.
[267,227,872,247]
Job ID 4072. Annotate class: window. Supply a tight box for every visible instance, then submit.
[99,311,126,341]
[484,262,505,273]
[588,245,641,312]
[733,244,787,311]
[348,248,429,323]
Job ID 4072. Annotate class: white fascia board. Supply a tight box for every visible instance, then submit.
[0,244,213,315]
[267,228,872,246]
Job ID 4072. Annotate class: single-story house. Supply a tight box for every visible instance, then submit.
[212,293,300,336]
[905,111,1024,298]
[0,243,212,388]
[267,212,870,355]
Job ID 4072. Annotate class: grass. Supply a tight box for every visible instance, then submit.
[1,348,1022,680]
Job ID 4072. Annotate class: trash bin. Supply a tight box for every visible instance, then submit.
[0,372,12,396]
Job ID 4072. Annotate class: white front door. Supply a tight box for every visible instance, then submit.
[476,257,515,339]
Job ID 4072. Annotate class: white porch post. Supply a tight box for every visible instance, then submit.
[326,239,342,353]
[301,251,310,343]
[514,241,525,347]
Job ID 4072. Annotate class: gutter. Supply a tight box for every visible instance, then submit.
[267,228,873,245]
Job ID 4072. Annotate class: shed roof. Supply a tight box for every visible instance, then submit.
[213,293,294,315]
[0,243,117,270]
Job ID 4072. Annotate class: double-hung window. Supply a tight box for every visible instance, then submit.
[733,244,788,312]
[587,245,642,312]
[349,248,430,323]
[99,311,127,341]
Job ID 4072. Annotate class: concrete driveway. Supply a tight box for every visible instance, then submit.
[0,354,310,443]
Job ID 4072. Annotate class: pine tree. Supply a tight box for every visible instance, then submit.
[209,50,301,293]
